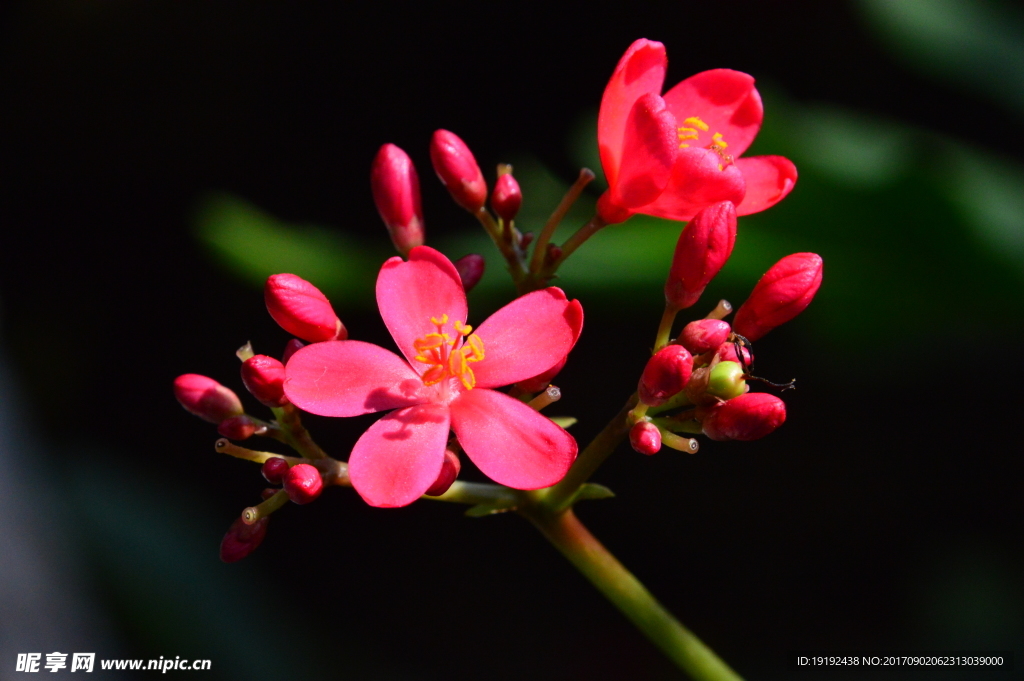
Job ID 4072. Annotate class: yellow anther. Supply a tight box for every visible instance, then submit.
[684,117,709,131]
[413,333,447,355]
[453,320,473,336]
[463,334,485,362]
[711,132,728,148]
[679,143,690,148]
[430,314,449,326]
[677,133,698,140]
[678,127,699,134]
[421,365,446,386]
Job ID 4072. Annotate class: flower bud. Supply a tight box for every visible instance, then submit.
[701,393,786,441]
[220,515,269,563]
[430,129,487,212]
[262,457,290,485]
[371,143,425,255]
[453,254,485,293]
[241,355,287,407]
[265,273,346,343]
[491,173,522,222]
[629,421,662,455]
[173,374,244,423]
[680,319,731,355]
[638,345,693,407]
[706,361,747,400]
[283,463,323,504]
[424,449,461,496]
[281,338,305,364]
[715,341,753,367]
[664,201,737,310]
[733,253,823,341]
[217,415,259,440]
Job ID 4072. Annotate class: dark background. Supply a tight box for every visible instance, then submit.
[1,1,1022,679]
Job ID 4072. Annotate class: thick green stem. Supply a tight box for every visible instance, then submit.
[425,480,519,506]
[655,303,680,350]
[550,213,607,272]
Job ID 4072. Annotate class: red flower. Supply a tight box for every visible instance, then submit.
[597,39,797,224]
[284,246,583,508]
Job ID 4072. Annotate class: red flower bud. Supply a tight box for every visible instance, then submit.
[680,319,731,355]
[715,341,753,366]
[217,415,259,440]
[701,393,786,441]
[638,345,693,407]
[664,201,737,310]
[240,355,287,407]
[629,421,662,455]
[371,143,425,256]
[173,374,244,423]
[220,515,269,563]
[283,463,323,504]
[453,254,486,293]
[262,457,290,485]
[430,129,487,212]
[706,361,747,400]
[264,273,346,343]
[491,173,522,222]
[733,253,822,342]
[424,449,461,496]
[281,338,305,364]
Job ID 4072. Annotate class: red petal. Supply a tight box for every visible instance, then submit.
[610,93,679,209]
[377,246,468,367]
[734,156,798,216]
[598,39,667,190]
[450,389,576,489]
[283,340,428,417]
[348,403,451,507]
[663,69,762,157]
[472,288,582,389]
[640,149,746,221]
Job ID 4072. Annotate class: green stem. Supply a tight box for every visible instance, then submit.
[475,207,528,284]
[525,508,744,681]
[549,213,607,273]
[425,480,519,506]
[655,303,679,350]
[530,168,595,274]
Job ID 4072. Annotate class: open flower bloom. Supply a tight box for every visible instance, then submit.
[597,38,797,224]
[284,246,583,507]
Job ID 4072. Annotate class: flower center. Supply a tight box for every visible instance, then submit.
[677,116,734,171]
[412,314,485,390]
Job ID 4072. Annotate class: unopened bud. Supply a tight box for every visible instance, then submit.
[173,374,244,423]
[283,463,323,504]
[546,243,562,263]
[282,338,305,364]
[265,273,346,343]
[716,341,753,366]
[680,319,732,355]
[262,457,290,485]
[240,355,287,407]
[371,143,425,255]
[706,361,747,400]
[664,201,737,310]
[629,421,662,455]
[733,253,823,341]
[638,345,693,407]
[430,129,487,212]
[220,515,269,563]
[491,172,522,223]
[701,393,786,441]
[217,415,259,440]
[424,449,461,496]
[453,254,486,292]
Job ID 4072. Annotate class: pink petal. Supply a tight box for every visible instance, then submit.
[610,93,679,209]
[663,69,763,158]
[598,39,667,190]
[348,403,451,507]
[640,149,746,221]
[284,340,429,417]
[734,156,798,216]
[450,389,576,489]
[472,288,582,389]
[376,246,468,367]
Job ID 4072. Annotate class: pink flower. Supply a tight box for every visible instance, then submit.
[283,246,583,508]
[597,39,797,224]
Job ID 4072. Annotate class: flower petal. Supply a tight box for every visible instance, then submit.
[598,39,667,190]
[348,403,451,507]
[472,288,582,389]
[733,156,798,216]
[450,389,576,489]
[284,340,428,417]
[377,245,468,367]
[610,93,679,209]
[663,69,763,158]
[640,149,746,221]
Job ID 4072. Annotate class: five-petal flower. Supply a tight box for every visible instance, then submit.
[284,246,583,508]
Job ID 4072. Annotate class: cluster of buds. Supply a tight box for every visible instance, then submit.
[628,201,822,455]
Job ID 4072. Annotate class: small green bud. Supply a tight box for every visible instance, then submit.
[706,361,747,399]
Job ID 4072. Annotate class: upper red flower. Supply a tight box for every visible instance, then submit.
[597,39,797,224]
[283,246,583,508]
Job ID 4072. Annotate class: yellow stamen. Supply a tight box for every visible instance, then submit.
[412,317,485,390]
[683,117,709,131]
[711,132,728,148]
